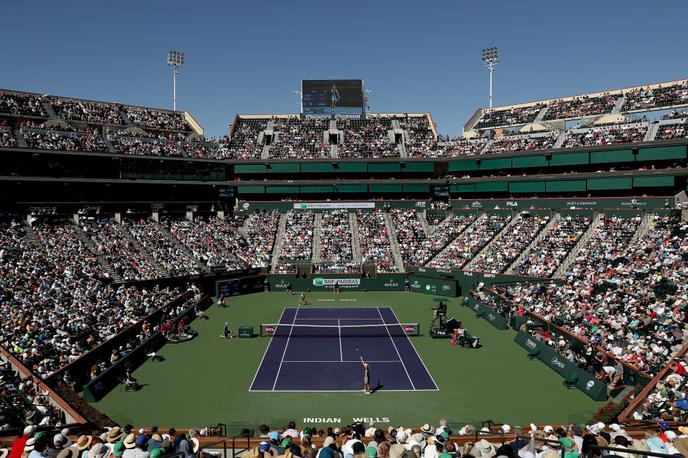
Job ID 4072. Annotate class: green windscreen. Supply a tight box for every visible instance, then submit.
[586,177,632,190]
[590,149,634,164]
[546,180,587,192]
[512,155,547,168]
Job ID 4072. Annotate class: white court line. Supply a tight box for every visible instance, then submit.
[271,307,299,391]
[249,308,287,392]
[338,319,343,362]
[282,360,401,363]
[376,307,416,390]
[388,307,440,391]
[293,317,383,321]
[248,388,437,393]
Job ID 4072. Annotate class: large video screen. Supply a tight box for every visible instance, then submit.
[301,80,364,115]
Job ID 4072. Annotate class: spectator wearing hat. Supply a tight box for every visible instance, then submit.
[122,435,148,458]
[28,437,48,458]
[470,440,496,458]
[188,430,200,458]
[87,444,108,458]
[46,435,67,458]
[147,434,162,453]
[74,436,92,458]
[10,426,35,458]
[55,448,78,458]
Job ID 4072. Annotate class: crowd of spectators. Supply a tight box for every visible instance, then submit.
[485,132,559,154]
[0,92,47,117]
[270,117,330,159]
[222,118,269,160]
[656,120,688,141]
[124,107,189,131]
[466,213,550,274]
[0,125,17,147]
[632,357,688,422]
[50,99,123,125]
[662,109,688,120]
[0,219,181,378]
[492,214,688,377]
[356,210,397,272]
[107,130,225,160]
[241,210,280,268]
[316,210,358,273]
[408,214,476,266]
[400,116,435,156]
[474,103,544,129]
[389,209,429,266]
[410,138,487,158]
[81,218,169,281]
[510,215,591,277]
[544,94,618,120]
[623,81,688,112]
[562,123,648,148]
[8,419,688,458]
[338,118,398,158]
[427,214,511,271]
[275,211,315,273]
[124,218,206,277]
[165,216,246,271]
[22,128,108,153]
[0,362,63,431]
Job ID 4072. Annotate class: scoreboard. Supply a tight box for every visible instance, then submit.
[301,79,364,116]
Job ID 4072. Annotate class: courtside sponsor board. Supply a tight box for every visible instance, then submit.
[312,278,361,287]
[294,202,375,210]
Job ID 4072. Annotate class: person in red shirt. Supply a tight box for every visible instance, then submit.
[9,426,35,458]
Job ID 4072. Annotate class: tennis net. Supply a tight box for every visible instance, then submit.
[259,322,420,337]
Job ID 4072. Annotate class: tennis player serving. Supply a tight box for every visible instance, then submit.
[360,356,371,394]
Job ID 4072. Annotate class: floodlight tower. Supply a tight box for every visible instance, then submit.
[167,50,185,111]
[292,90,302,114]
[481,47,499,108]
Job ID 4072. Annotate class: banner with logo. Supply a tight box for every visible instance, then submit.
[265,274,405,292]
[513,331,607,401]
[408,277,457,296]
[451,197,670,211]
[295,202,376,210]
[463,297,508,330]
[312,277,361,287]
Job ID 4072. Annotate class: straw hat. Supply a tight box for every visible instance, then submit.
[123,434,137,449]
[107,427,125,444]
[474,439,496,458]
[76,435,93,451]
[56,448,79,458]
[674,438,688,456]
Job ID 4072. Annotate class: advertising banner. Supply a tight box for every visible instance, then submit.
[408,277,457,296]
[294,202,376,210]
[463,297,509,330]
[513,331,607,401]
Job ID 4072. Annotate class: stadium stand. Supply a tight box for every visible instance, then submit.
[337,117,398,158]
[2,76,688,447]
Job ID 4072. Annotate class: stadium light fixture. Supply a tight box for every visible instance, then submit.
[292,90,302,114]
[481,47,499,108]
[167,50,185,111]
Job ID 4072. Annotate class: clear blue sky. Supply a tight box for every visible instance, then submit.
[2,0,687,138]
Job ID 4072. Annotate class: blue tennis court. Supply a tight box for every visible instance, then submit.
[249,307,438,392]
